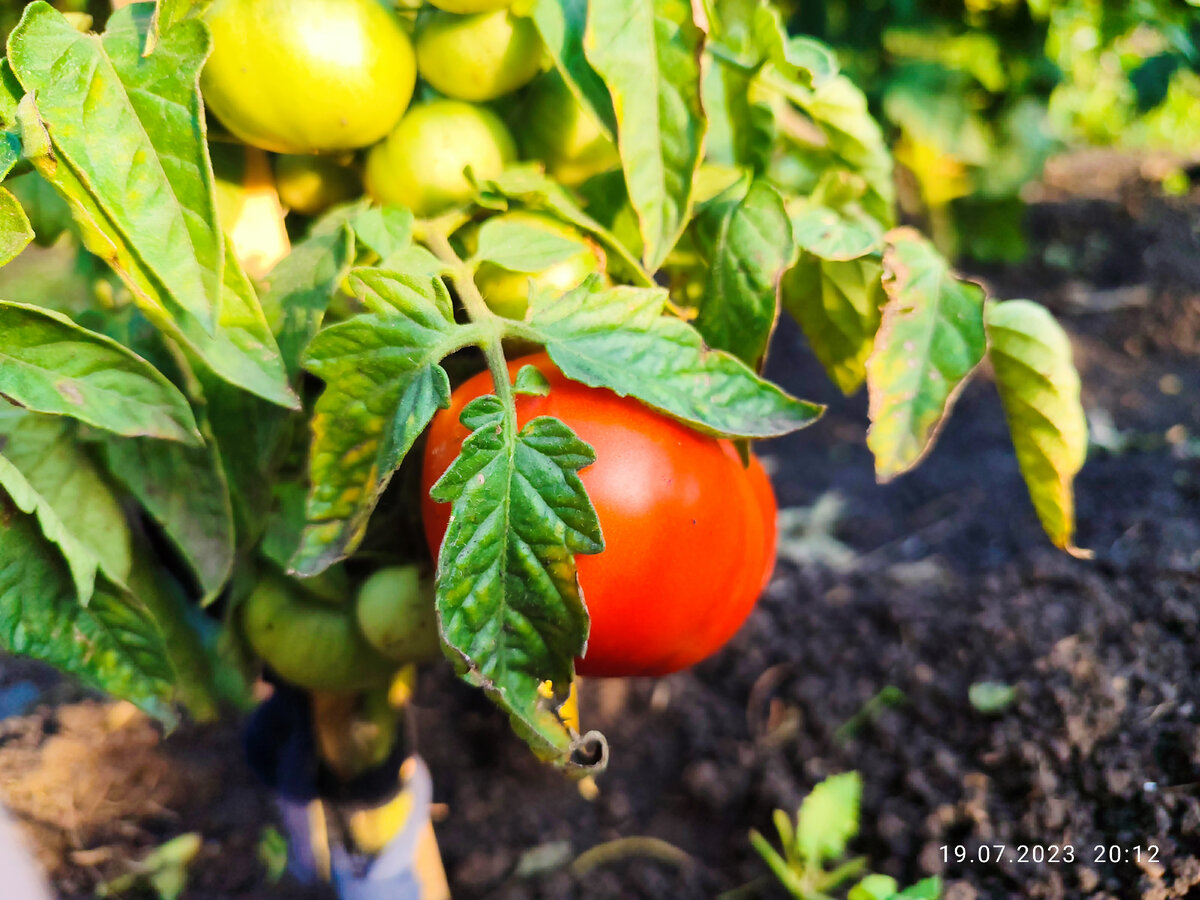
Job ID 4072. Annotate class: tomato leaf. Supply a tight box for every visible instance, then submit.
[345,205,413,261]
[692,178,793,367]
[782,253,885,395]
[8,2,222,332]
[99,433,235,604]
[259,225,355,379]
[788,200,883,262]
[0,185,33,267]
[529,0,617,139]
[149,0,213,54]
[430,394,602,768]
[985,299,1088,554]
[478,165,651,286]
[291,271,463,576]
[796,771,861,866]
[585,0,706,272]
[866,229,986,480]
[0,413,133,603]
[5,10,296,410]
[0,302,200,443]
[782,75,895,228]
[471,216,587,273]
[702,0,784,172]
[0,493,176,722]
[521,281,823,437]
[195,368,292,543]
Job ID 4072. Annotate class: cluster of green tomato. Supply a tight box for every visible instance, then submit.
[201,0,620,319]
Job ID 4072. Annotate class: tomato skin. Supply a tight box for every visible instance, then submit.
[517,72,619,186]
[460,211,605,319]
[202,0,416,154]
[274,154,361,217]
[420,355,776,677]
[415,10,542,102]
[428,0,510,10]
[365,100,516,216]
[241,569,395,691]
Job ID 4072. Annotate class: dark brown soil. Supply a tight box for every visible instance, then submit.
[1,154,1197,899]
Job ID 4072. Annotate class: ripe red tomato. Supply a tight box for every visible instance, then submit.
[421,354,777,677]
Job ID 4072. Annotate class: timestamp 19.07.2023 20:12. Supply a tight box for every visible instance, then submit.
[940,844,1161,865]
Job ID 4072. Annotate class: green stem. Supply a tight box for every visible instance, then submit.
[420,223,517,434]
[817,856,868,892]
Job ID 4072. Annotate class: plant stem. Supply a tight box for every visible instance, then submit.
[420,224,517,433]
[817,856,868,892]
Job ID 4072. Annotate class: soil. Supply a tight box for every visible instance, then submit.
[0,153,1197,899]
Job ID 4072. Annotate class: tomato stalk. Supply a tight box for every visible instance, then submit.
[420,224,518,435]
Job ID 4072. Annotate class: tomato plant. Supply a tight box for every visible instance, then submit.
[421,353,777,676]
[0,0,1092,894]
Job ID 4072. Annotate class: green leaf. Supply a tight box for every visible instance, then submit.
[479,165,651,286]
[430,395,601,765]
[514,364,552,396]
[346,205,413,260]
[897,876,943,899]
[585,0,706,271]
[7,10,295,410]
[702,0,772,172]
[529,0,617,138]
[0,302,201,443]
[292,271,461,576]
[749,828,807,897]
[150,0,213,54]
[196,369,292,542]
[522,281,823,437]
[866,229,986,480]
[202,235,300,408]
[0,492,175,721]
[775,36,838,88]
[985,299,1088,554]
[785,75,895,227]
[100,434,235,604]
[788,202,882,262]
[968,680,1017,714]
[0,415,133,604]
[8,2,223,331]
[849,875,900,900]
[259,225,355,379]
[0,128,19,179]
[702,59,774,173]
[6,171,73,247]
[1,412,132,584]
[472,215,588,273]
[0,185,33,266]
[783,253,884,395]
[692,178,792,367]
[796,771,861,866]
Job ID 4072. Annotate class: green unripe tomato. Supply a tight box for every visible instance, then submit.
[466,211,606,319]
[415,10,543,102]
[241,570,395,691]
[355,565,442,664]
[202,0,416,154]
[518,72,619,186]
[365,100,516,216]
[428,0,510,10]
[274,154,362,216]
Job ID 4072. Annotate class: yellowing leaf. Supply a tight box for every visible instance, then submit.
[986,299,1089,555]
[866,228,986,479]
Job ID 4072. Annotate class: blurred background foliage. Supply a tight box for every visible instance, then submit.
[786,0,1200,261]
[2,0,1197,267]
